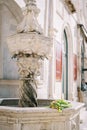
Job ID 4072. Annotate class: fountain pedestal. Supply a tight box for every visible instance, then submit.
[7,0,52,107]
[7,32,52,107]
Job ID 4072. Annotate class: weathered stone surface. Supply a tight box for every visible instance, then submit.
[7,0,52,107]
[0,101,84,130]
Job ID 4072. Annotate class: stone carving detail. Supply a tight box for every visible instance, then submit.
[17,0,43,34]
[7,0,52,107]
[17,56,41,78]
[19,73,38,107]
[71,120,76,130]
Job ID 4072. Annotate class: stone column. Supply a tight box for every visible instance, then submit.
[48,0,55,98]
[0,3,3,78]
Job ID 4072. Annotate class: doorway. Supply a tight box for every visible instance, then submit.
[62,30,68,99]
[81,40,85,80]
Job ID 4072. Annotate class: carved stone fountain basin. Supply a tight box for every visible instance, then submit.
[0,101,84,130]
[7,32,52,58]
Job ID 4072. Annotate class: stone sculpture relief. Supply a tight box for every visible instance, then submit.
[7,0,52,107]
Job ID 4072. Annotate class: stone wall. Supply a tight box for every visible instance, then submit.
[0,80,19,98]
[0,0,22,98]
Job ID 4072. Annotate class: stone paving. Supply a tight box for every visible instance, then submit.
[80,107,87,130]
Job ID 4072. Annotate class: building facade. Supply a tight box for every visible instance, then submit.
[0,0,87,101]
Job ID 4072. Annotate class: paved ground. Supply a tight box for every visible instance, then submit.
[80,107,87,130]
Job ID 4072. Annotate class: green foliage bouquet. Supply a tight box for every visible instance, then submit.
[50,99,72,112]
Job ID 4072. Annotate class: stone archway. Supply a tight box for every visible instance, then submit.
[61,24,73,100]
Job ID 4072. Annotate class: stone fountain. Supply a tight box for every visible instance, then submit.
[7,0,52,107]
[0,0,84,130]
